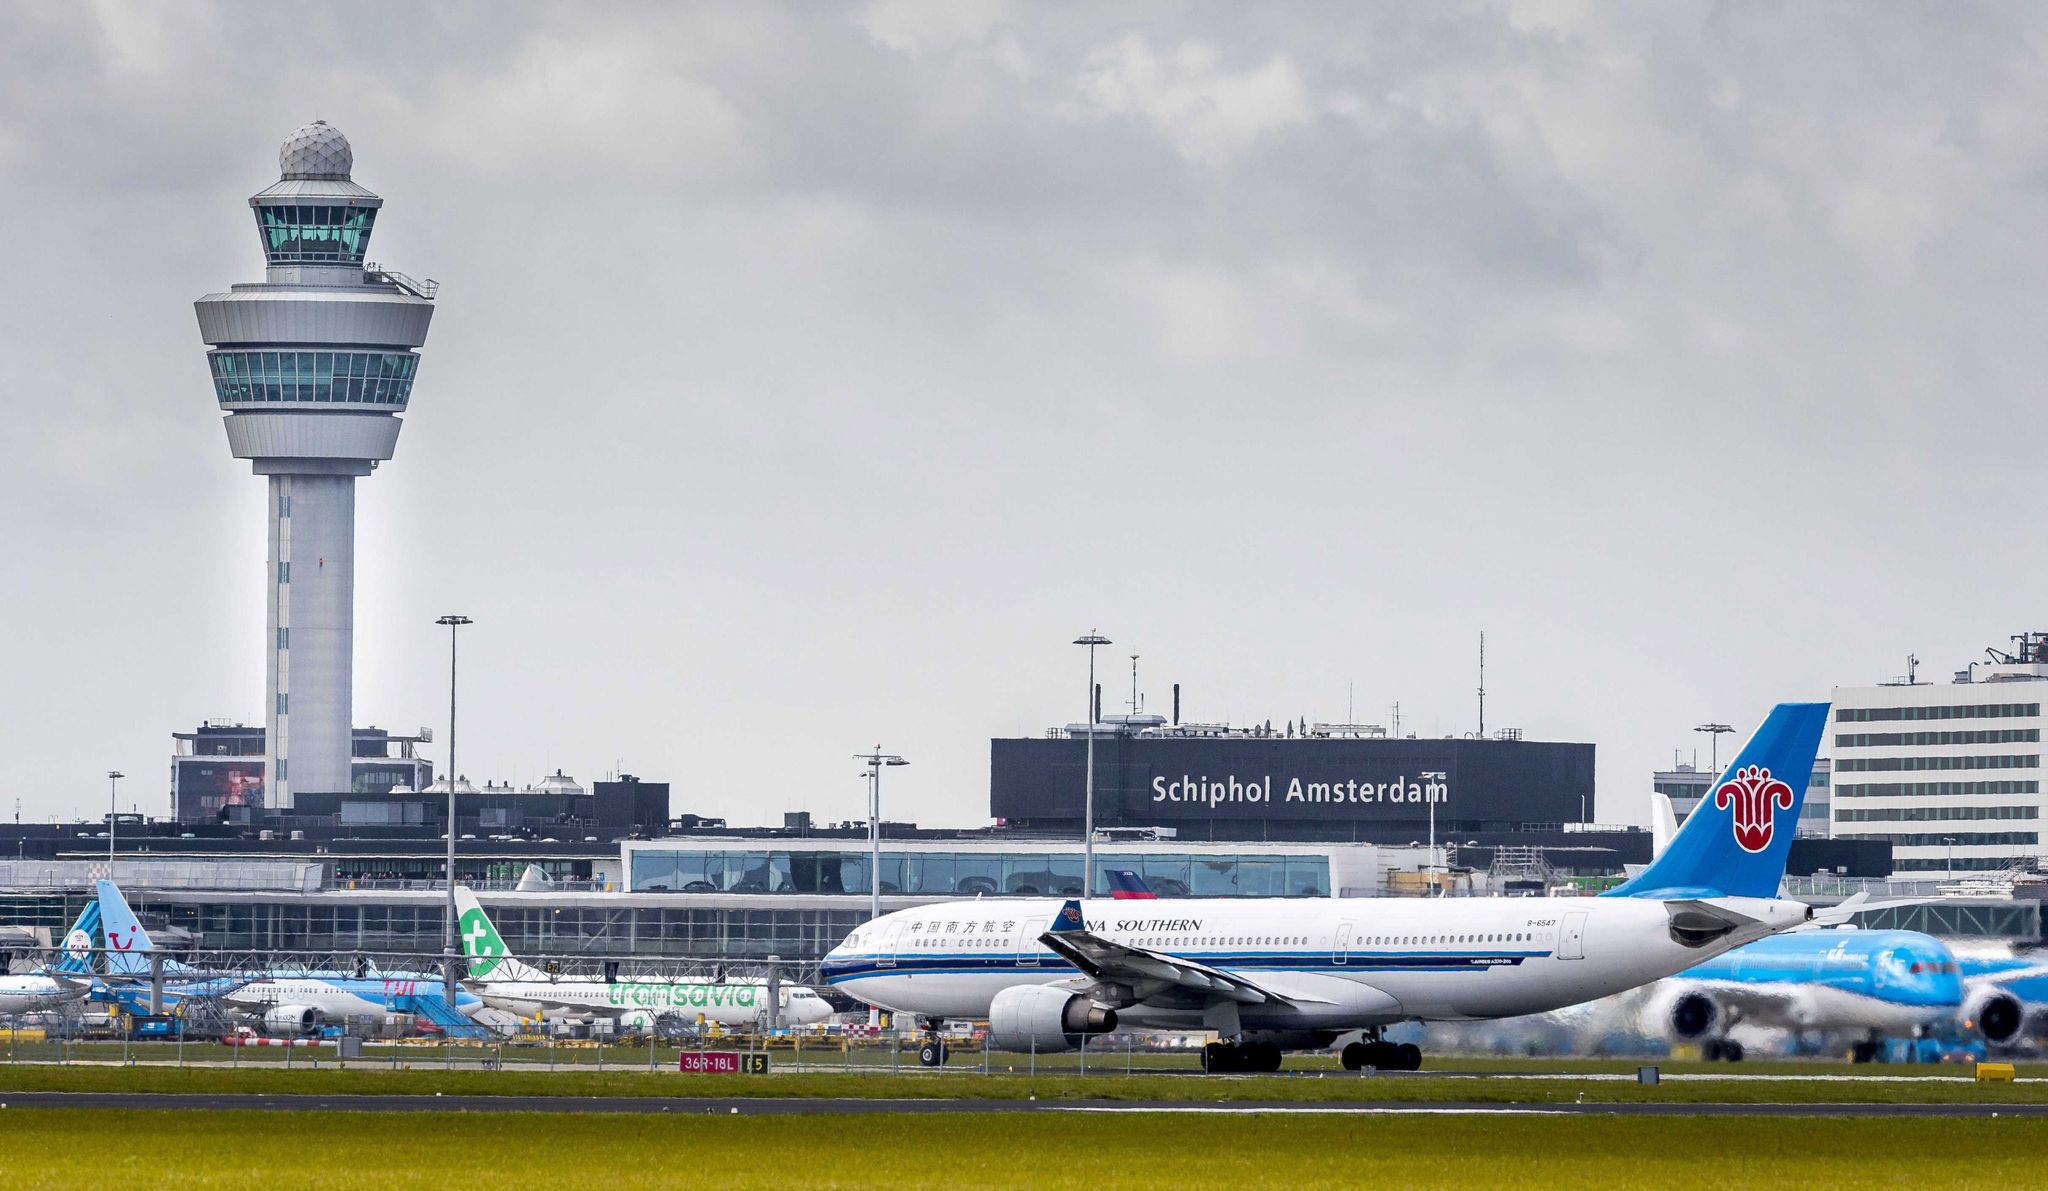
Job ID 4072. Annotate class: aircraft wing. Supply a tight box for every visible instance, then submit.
[1800,892,1940,929]
[1036,901,1334,1006]
[1967,963,2048,991]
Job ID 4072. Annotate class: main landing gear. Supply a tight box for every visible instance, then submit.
[1700,1038,1745,1063]
[915,1017,950,1067]
[1340,1034,1423,1072]
[1202,1040,1283,1073]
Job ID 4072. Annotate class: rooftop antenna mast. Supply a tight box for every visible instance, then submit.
[1477,631,1486,737]
[1130,655,1140,716]
[1907,654,1919,685]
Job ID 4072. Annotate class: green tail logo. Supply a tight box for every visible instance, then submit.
[459,906,507,978]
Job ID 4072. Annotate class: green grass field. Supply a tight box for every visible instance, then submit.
[1,1109,2041,1189]
[3,1062,2045,1105]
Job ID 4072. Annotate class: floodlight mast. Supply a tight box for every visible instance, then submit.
[855,748,908,923]
[1073,632,1112,898]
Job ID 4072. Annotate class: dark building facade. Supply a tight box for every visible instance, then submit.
[992,732,1596,844]
[172,723,433,823]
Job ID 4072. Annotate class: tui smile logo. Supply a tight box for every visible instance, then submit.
[1714,765,1795,854]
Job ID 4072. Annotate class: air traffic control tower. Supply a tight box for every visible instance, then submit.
[195,122,437,810]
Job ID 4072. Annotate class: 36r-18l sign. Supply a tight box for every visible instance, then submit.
[679,1051,769,1074]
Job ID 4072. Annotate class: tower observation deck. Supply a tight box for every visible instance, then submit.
[194,122,437,810]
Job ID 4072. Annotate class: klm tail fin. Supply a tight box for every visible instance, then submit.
[454,886,547,982]
[1607,702,1829,900]
[96,880,156,975]
[50,898,101,975]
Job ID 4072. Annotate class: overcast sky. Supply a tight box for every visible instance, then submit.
[5,2,2046,828]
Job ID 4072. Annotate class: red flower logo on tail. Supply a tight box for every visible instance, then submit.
[1713,765,1795,853]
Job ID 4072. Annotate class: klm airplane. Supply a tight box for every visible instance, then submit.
[1643,928,2016,1061]
[0,900,98,1015]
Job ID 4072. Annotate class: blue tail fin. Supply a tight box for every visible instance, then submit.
[96,879,159,975]
[51,898,100,975]
[1049,899,1088,933]
[1606,702,1829,900]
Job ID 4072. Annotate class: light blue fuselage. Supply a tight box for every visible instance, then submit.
[1676,929,1962,1033]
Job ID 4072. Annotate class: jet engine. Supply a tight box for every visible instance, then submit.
[1643,986,1721,1040]
[987,985,1117,1052]
[262,1005,325,1036]
[1963,988,2024,1045]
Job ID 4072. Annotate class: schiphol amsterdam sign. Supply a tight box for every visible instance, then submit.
[1150,771,1449,810]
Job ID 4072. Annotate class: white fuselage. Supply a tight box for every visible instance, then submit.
[0,975,87,1015]
[224,977,466,1020]
[823,894,1810,1031]
[473,978,836,1027]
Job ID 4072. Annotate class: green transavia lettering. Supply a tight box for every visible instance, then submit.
[603,982,761,1009]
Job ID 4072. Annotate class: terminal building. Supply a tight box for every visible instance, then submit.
[172,722,434,823]
[992,713,1651,871]
[1828,633,2048,877]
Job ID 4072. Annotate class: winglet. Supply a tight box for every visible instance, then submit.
[1049,899,1088,933]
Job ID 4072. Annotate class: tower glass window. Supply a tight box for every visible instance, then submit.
[209,350,419,406]
[254,203,377,264]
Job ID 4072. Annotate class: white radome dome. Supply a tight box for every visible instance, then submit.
[279,120,353,180]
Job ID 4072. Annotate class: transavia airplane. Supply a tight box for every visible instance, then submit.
[823,702,1830,1073]
[0,900,97,1015]
[454,886,834,1026]
[1643,928,2048,1061]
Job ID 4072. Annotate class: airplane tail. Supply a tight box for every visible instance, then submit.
[1103,870,1157,900]
[1650,791,1679,858]
[50,897,101,976]
[1605,702,1829,901]
[96,879,167,975]
[454,886,548,982]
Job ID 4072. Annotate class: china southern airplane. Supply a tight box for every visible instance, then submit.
[0,900,98,1015]
[823,702,1830,1072]
[1643,928,2042,1061]
[454,887,834,1027]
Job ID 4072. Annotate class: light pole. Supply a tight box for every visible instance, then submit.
[1695,723,1735,773]
[106,771,124,881]
[1945,836,1957,879]
[1073,632,1111,897]
[1421,771,1447,896]
[436,614,471,1006]
[854,748,908,924]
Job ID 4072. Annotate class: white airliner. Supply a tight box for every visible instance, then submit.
[454,887,834,1027]
[0,901,98,1015]
[823,703,1831,1072]
[0,973,90,1016]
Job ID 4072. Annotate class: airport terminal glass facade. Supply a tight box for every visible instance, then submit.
[627,848,1330,899]
[209,350,418,406]
[255,203,376,263]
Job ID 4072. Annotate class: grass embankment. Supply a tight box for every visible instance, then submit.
[2,1110,2044,1190]
[3,1063,2046,1105]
